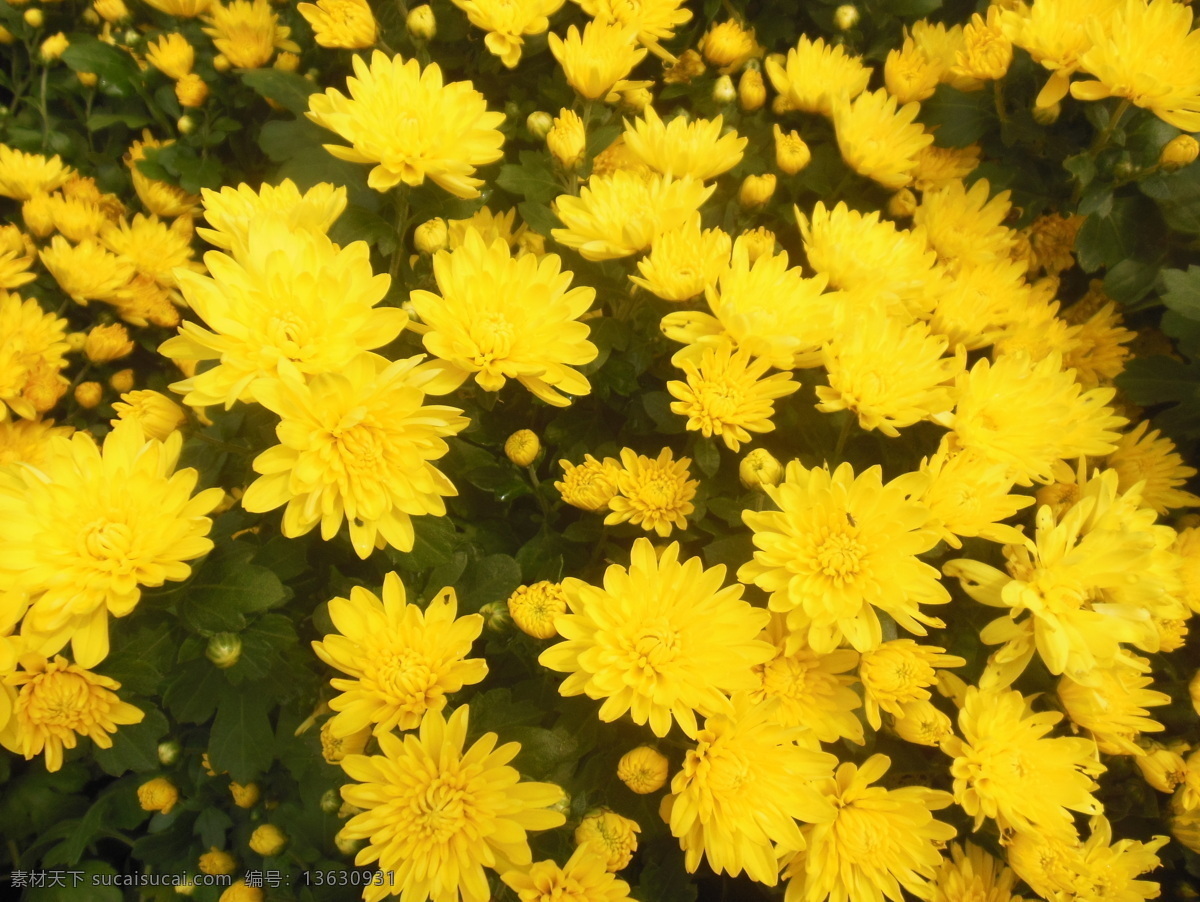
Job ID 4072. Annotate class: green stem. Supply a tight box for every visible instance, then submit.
[585,525,609,573]
[37,65,50,151]
[190,432,254,456]
[832,415,853,462]
[388,188,411,286]
[993,79,1008,130]
[526,464,552,520]
[1091,98,1131,155]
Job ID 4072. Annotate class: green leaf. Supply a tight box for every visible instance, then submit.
[224,613,300,685]
[163,659,225,723]
[1160,266,1200,321]
[692,437,720,477]
[87,111,151,131]
[94,706,169,776]
[1117,356,1200,405]
[634,841,698,902]
[1104,258,1161,305]
[176,557,287,636]
[25,861,122,902]
[508,725,579,780]
[1063,153,1097,189]
[50,794,116,866]
[888,0,943,15]
[195,807,233,850]
[701,534,753,573]
[61,37,137,86]
[643,391,685,433]
[518,200,561,236]
[466,688,543,739]
[241,69,317,115]
[258,117,327,162]
[495,151,560,204]
[329,204,398,254]
[1074,195,1157,272]
[388,516,461,571]
[208,689,275,782]
[920,85,990,147]
[458,553,523,612]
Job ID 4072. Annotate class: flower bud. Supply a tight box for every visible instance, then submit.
[698,20,759,74]
[213,54,231,73]
[174,879,196,896]
[505,429,540,466]
[274,51,300,72]
[177,115,195,135]
[78,72,99,88]
[1032,101,1060,125]
[887,188,918,219]
[23,9,44,28]
[620,86,653,111]
[414,217,448,255]
[110,368,135,393]
[526,110,553,140]
[113,390,187,441]
[138,777,180,814]
[175,73,208,108]
[738,173,776,208]
[616,746,669,794]
[1161,135,1200,172]
[739,448,782,489]
[230,781,260,808]
[507,582,567,639]
[40,33,69,63]
[157,740,182,766]
[891,699,954,746]
[94,0,131,23]
[478,600,512,633]
[75,382,103,409]
[773,125,811,175]
[21,193,55,238]
[85,323,135,363]
[66,331,87,352]
[738,69,766,111]
[198,847,236,876]
[0,26,14,44]
[219,881,262,902]
[334,830,363,856]
[1135,742,1188,793]
[834,4,859,30]
[663,48,706,85]
[206,632,242,669]
[712,74,736,105]
[547,109,586,170]
[734,227,776,263]
[575,809,639,871]
[1191,669,1200,717]
[320,788,341,813]
[406,4,436,41]
[249,824,288,857]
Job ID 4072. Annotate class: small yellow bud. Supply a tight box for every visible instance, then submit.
[78,71,99,88]
[93,0,131,23]
[504,429,540,466]
[547,109,586,171]
[334,829,363,856]
[773,124,811,175]
[229,781,260,809]
[175,73,209,108]
[320,788,341,813]
[738,69,766,111]
[887,188,918,219]
[478,600,512,633]
[274,50,300,72]
[177,115,196,134]
[137,777,180,814]
[112,389,187,441]
[527,110,553,140]
[620,86,653,111]
[739,447,782,489]
[66,331,87,352]
[206,632,242,669]
[712,74,736,105]
[218,881,263,902]
[507,582,568,639]
[663,48,706,85]
[213,54,231,73]
[1032,101,1061,125]
[698,20,759,74]
[1135,742,1189,793]
[157,740,181,766]
[1161,134,1200,172]
[616,746,669,794]
[575,809,639,872]
[406,4,436,41]
[198,847,237,876]
[738,173,776,208]
[249,824,288,857]
[734,227,776,263]
[109,368,135,393]
[414,217,448,255]
[834,4,859,30]
[74,382,104,409]
[0,25,14,44]
[40,32,69,62]
[891,699,954,746]
[85,323,135,363]
[175,879,196,895]
[23,9,45,28]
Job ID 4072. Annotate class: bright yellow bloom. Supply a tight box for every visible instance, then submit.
[199,847,236,875]
[1176,527,1200,614]
[548,19,647,101]
[616,746,669,794]
[622,107,746,181]
[0,418,73,469]
[918,440,1033,547]
[0,225,35,290]
[668,342,799,451]
[552,171,713,261]
[111,390,187,441]
[858,640,965,731]
[698,19,759,72]
[0,291,70,422]
[0,422,222,668]
[507,582,568,639]
[911,19,980,91]
[927,842,1025,902]
[202,0,299,69]
[84,323,134,364]
[197,179,345,258]
[146,33,194,79]
[912,142,981,192]
[241,355,468,558]
[1072,0,1200,131]
[142,0,212,15]
[409,231,597,406]
[914,178,1015,268]
[774,125,812,175]
[885,33,941,104]
[892,698,955,747]
[0,655,144,772]
[297,0,377,50]
[540,539,772,738]
[1005,0,1122,108]
[629,213,730,301]
[779,754,956,902]
[0,145,72,201]
[1162,133,1200,170]
[502,843,634,902]
[249,824,287,857]
[319,718,370,763]
[138,777,180,814]
[339,706,566,902]
[101,213,201,290]
[953,7,1012,81]
[991,284,1081,366]
[555,454,621,512]
[547,108,586,170]
[308,51,506,197]
[126,133,201,219]
[1135,741,1189,793]
[737,173,776,208]
[833,88,932,189]
[39,237,135,305]
[733,226,776,263]
[663,694,837,885]
[451,0,564,68]
[1063,299,1135,389]
[574,809,639,871]
[572,0,692,44]
[446,205,526,250]
[927,257,1028,351]
[739,460,948,654]
[1108,420,1200,515]
[1058,656,1170,756]
[605,447,697,537]
[159,222,406,409]
[313,573,487,736]
[766,35,870,117]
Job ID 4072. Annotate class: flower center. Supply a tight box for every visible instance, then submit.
[411,771,471,844]
[626,621,681,674]
[375,648,439,709]
[697,381,742,420]
[26,672,90,728]
[815,529,865,582]
[468,312,514,366]
[333,423,384,476]
[81,519,135,562]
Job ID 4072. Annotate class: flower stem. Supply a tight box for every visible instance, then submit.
[38,65,50,152]
[832,415,853,462]
[389,188,411,286]
[1090,98,1131,155]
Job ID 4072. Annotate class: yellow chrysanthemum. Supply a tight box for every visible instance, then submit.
[816,314,963,437]
[991,283,1082,366]
[892,698,955,747]
[409,230,597,406]
[1072,0,1200,131]
[661,244,836,370]
[912,143,982,192]
[779,754,956,902]
[667,342,799,451]
[451,0,563,68]
[552,171,713,261]
[927,842,1025,902]
[0,145,72,201]
[630,213,730,302]
[765,35,870,117]
[555,454,621,512]
[944,686,1104,841]
[241,355,468,559]
[918,439,1033,547]
[308,50,506,197]
[100,213,201,290]
[911,20,981,91]
[202,0,299,69]
[339,705,566,902]
[937,352,1126,485]
[0,225,35,290]
[33,190,112,242]
[1058,656,1170,756]
[197,179,346,257]
[952,7,1012,82]
[502,843,633,902]
[832,88,933,190]
[1005,0,1122,109]
[539,539,772,738]
[0,655,144,773]
[749,612,864,744]
[616,746,669,794]
[145,33,195,80]
[312,573,487,736]
[0,421,223,668]
[1108,420,1200,515]
[574,809,639,872]
[138,777,180,815]
[548,19,647,101]
[698,18,759,72]
[0,292,70,422]
[1135,741,1188,793]
[159,222,406,409]
[661,694,836,885]
[605,448,697,538]
[1025,212,1085,277]
[572,0,692,44]
[38,236,135,306]
[507,581,568,640]
[297,0,377,50]
[126,133,201,219]
[0,418,72,469]
[319,719,370,764]
[914,178,1015,268]
[622,107,745,181]
[111,390,187,442]
[740,461,949,654]
[1176,526,1200,614]
[142,0,213,16]
[927,258,1029,351]
[858,640,965,731]
[885,33,942,104]
[1063,299,1135,389]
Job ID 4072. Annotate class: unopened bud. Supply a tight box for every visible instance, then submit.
[1032,101,1060,125]
[78,72,99,88]
[230,781,260,808]
[414,217,448,255]
[40,32,69,62]
[887,188,917,219]
[712,74,736,105]
[24,9,44,28]
[320,788,341,813]
[110,368,135,393]
[738,173,776,208]
[177,115,195,135]
[834,5,859,30]
[527,110,553,140]
[478,601,511,633]
[157,740,182,766]
[406,4,436,42]
[738,69,766,111]
[206,632,242,669]
[739,448,782,489]
[75,382,103,409]
[1161,134,1199,172]
[505,429,540,466]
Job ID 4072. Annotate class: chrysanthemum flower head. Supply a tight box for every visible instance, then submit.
[319,719,369,764]
[409,230,597,406]
[573,0,692,44]
[1135,741,1188,794]
[507,581,568,640]
[552,171,714,261]
[952,7,1012,81]
[912,142,982,192]
[145,32,195,80]
[452,0,564,68]
[1107,420,1200,515]
[765,35,870,117]
[0,292,70,422]
[858,639,965,731]
[242,355,468,558]
[1058,656,1170,756]
[126,133,201,219]
[555,454,621,512]
[297,0,377,50]
[623,107,746,181]
[885,33,941,104]
[111,390,187,441]
[339,705,566,902]
[100,213,201,290]
[202,0,299,69]
[616,745,669,794]
[0,145,72,201]
[927,257,1029,351]
[0,225,35,290]
[197,179,347,258]
[0,418,72,469]
[739,460,949,654]
[914,178,1015,268]
[539,538,772,738]
[312,573,487,736]
[1062,299,1135,390]
[892,698,956,747]
[39,237,136,306]
[0,654,144,772]
[779,753,956,902]
[502,843,633,902]
[159,222,405,409]
[832,88,933,190]
[0,421,223,668]
[1005,0,1122,108]
[697,18,759,72]
[926,842,1024,902]
[918,439,1033,547]
[911,19,980,91]
[308,50,506,197]
[661,693,837,885]
[630,213,730,302]
[574,808,639,871]
[1025,212,1085,277]
[548,19,647,101]
[605,448,698,537]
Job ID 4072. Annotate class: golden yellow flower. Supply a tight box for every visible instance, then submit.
[546,108,586,170]
[451,0,563,68]
[75,382,103,409]
[623,107,746,181]
[39,237,135,305]
[914,178,1015,268]
[927,257,1028,351]
[1176,527,1200,614]
[630,213,730,302]
[892,698,955,746]
[502,843,634,902]
[605,448,697,538]
[556,454,621,511]
[1024,212,1084,276]
[548,19,647,101]
[1107,420,1200,515]
[319,718,369,764]
[197,179,346,257]
[738,460,949,654]
[248,824,287,857]
[297,0,377,50]
[111,390,187,441]
[779,754,956,902]
[341,705,565,902]
[406,3,436,40]
[0,655,144,772]
[0,291,70,422]
[0,225,35,290]
[553,171,713,261]
[95,0,133,21]
[574,808,639,872]
[912,19,980,90]
[203,0,299,69]
[1162,133,1200,171]
[313,574,487,736]
[927,842,1024,902]
[572,0,692,44]
[953,7,1012,81]
[507,581,568,640]
[409,230,597,406]
[1135,741,1189,793]
[911,142,981,192]
[616,746,669,794]
[858,639,965,730]
[146,33,194,79]
[765,35,870,117]
[0,418,72,469]
[737,173,775,208]
[143,0,212,15]
[774,125,812,175]
[241,355,468,559]
[885,33,941,104]
[414,217,449,255]
[112,275,181,329]
[918,439,1033,547]
[540,539,771,737]
[733,226,776,262]
[138,777,180,814]
[0,145,72,200]
[1005,0,1121,109]
[1063,298,1135,389]
[308,50,506,197]
[175,73,209,108]
[738,448,783,491]
[84,323,134,363]
[198,847,236,876]
[833,88,932,190]
[126,133,201,219]
[504,429,540,467]
[1058,657,1170,756]
[697,19,759,73]
[101,213,200,289]
[667,342,799,451]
